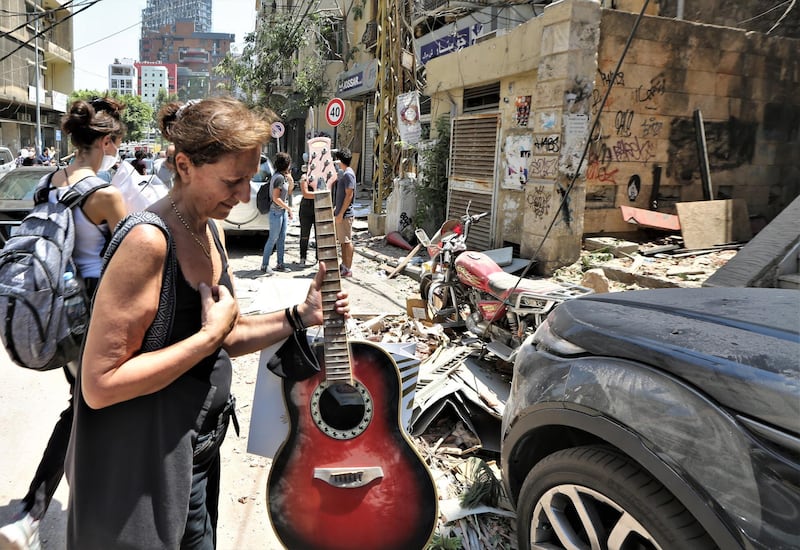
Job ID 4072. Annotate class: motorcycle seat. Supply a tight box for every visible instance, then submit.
[487,271,566,300]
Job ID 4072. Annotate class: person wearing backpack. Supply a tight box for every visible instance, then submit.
[260,151,294,275]
[0,97,128,550]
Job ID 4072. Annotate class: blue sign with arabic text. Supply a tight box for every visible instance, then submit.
[420,28,472,65]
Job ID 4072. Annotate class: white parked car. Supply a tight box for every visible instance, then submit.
[0,147,15,176]
[222,155,273,236]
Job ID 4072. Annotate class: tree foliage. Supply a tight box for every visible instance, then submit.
[69,90,154,142]
[215,10,317,113]
[153,88,180,127]
[415,115,451,235]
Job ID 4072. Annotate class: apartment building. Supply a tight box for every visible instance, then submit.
[0,0,73,158]
[136,62,178,106]
[108,59,137,96]
[140,19,233,100]
[141,0,212,34]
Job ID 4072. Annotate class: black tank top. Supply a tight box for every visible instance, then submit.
[169,222,233,433]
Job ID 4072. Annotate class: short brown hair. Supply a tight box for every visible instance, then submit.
[158,97,276,169]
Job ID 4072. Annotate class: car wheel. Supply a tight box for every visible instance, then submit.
[517,445,715,550]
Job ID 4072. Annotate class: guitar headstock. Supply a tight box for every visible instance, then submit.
[306,136,336,193]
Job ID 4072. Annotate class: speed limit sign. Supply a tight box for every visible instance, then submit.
[325,98,345,127]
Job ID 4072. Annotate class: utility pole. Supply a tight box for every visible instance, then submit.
[34,15,42,154]
[373,0,415,216]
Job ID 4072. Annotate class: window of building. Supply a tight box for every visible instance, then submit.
[320,17,345,61]
[463,82,500,112]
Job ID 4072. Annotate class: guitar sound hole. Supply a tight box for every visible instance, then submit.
[318,383,366,431]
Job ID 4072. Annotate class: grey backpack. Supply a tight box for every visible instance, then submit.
[0,173,109,371]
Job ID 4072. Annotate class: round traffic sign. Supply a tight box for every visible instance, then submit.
[325,98,345,127]
[271,122,285,139]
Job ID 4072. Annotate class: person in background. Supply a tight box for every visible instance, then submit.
[154,143,176,188]
[298,173,316,266]
[131,150,147,175]
[333,147,356,277]
[260,151,294,275]
[65,96,349,549]
[0,97,128,550]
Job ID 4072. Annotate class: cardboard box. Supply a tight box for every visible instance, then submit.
[406,298,432,324]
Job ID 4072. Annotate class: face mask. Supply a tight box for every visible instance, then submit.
[99,152,118,172]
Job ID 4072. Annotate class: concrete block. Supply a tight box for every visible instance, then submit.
[367,213,386,236]
[676,199,752,249]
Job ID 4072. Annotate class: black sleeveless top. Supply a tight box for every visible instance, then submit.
[66,216,237,549]
[173,221,233,433]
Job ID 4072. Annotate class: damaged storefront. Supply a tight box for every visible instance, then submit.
[333,59,379,188]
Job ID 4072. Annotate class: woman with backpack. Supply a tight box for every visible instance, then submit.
[64,97,349,549]
[0,97,128,550]
[260,151,294,274]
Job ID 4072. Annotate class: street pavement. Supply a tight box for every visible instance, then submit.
[0,214,419,549]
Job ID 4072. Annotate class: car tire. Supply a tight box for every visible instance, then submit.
[517,445,715,550]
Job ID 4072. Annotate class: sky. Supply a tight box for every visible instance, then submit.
[71,0,258,91]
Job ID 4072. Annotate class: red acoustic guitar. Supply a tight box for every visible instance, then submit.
[267,184,438,550]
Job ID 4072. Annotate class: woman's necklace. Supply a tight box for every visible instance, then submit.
[168,192,211,259]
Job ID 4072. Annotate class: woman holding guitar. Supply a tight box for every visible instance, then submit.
[65,97,349,550]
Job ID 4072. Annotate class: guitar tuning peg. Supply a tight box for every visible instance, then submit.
[317,176,326,190]
[322,148,327,155]
[311,152,317,159]
[326,171,333,180]
[323,159,330,167]
[310,163,316,170]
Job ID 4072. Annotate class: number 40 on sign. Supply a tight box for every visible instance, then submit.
[325,98,345,127]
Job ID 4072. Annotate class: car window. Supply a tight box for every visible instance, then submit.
[0,171,49,200]
[0,148,13,166]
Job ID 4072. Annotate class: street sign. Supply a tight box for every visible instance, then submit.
[325,98,345,127]
[271,122,285,139]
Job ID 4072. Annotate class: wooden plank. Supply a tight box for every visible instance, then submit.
[619,205,681,231]
[676,199,752,250]
[387,243,422,279]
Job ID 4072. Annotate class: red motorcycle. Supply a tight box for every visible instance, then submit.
[416,204,592,362]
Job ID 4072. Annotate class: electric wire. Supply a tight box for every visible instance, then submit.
[479,0,653,345]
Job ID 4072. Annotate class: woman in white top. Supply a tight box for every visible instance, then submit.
[0,96,128,549]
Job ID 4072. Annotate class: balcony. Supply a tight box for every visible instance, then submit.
[361,20,377,50]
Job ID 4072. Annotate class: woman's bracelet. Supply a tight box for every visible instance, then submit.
[291,304,307,331]
[284,307,297,331]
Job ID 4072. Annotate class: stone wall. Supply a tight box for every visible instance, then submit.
[586,10,800,233]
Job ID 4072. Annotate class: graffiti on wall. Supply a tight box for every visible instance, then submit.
[515,96,532,127]
[527,184,552,220]
[667,116,758,181]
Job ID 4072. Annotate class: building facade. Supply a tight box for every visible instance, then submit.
[140,19,233,100]
[135,62,178,106]
[108,59,138,96]
[141,0,212,34]
[424,0,800,273]
[0,0,73,159]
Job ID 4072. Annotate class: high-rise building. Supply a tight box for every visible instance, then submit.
[141,0,212,34]
[140,20,233,100]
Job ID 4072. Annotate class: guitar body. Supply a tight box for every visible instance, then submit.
[267,341,437,550]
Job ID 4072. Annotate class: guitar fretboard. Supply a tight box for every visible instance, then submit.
[313,189,352,384]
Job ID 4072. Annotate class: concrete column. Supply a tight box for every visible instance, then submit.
[522,0,601,274]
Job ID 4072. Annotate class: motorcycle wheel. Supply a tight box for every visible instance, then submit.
[427,280,464,327]
[419,273,433,301]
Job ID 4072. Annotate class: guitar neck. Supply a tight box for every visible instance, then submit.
[313,189,352,384]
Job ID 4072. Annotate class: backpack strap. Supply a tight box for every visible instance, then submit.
[32,170,111,209]
[32,169,59,205]
[102,211,177,352]
[59,176,111,209]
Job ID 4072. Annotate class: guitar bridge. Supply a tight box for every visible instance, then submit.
[313,467,383,488]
